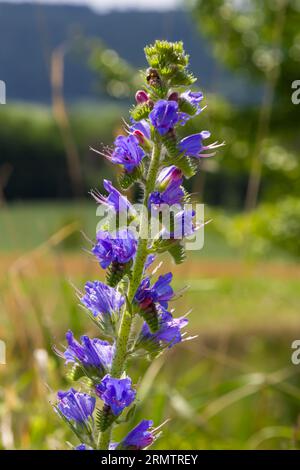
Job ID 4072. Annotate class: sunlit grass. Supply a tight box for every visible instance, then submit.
[1,203,300,449]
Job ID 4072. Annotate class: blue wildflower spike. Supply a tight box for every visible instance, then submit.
[54,39,222,451]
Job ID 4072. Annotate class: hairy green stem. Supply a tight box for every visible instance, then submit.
[98,138,161,450]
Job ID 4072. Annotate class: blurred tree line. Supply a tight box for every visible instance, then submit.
[1,0,299,215]
[193,0,300,210]
[0,104,124,202]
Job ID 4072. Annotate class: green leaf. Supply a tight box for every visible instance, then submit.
[144,40,188,69]
[178,97,198,116]
[144,40,194,88]
[118,164,143,190]
[96,406,116,432]
[67,363,85,382]
[162,132,181,159]
[130,102,151,121]
[139,305,160,333]
[174,156,197,179]
[167,242,186,265]
[116,404,137,424]
[106,261,132,287]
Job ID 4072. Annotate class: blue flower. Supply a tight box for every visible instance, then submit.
[81,281,124,318]
[91,179,133,214]
[130,119,151,140]
[75,444,92,450]
[149,100,179,135]
[135,273,174,310]
[177,90,204,125]
[57,388,95,424]
[181,90,203,112]
[149,181,184,208]
[152,273,174,308]
[179,131,224,158]
[160,208,196,239]
[92,229,137,269]
[175,208,196,237]
[116,420,155,450]
[111,135,145,173]
[178,131,211,157]
[149,165,184,208]
[95,374,136,416]
[144,254,156,271]
[140,308,188,349]
[157,165,182,189]
[64,330,114,373]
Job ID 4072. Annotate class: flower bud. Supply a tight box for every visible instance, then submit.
[135,90,149,104]
[132,130,152,152]
[168,91,179,102]
[132,129,146,145]
[157,165,183,191]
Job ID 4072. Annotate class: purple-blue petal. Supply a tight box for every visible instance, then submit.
[96,374,136,416]
[120,420,154,449]
[81,281,125,317]
[112,135,145,173]
[57,388,95,423]
[149,100,179,136]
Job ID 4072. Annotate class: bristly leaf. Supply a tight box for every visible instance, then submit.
[167,242,186,265]
[67,363,85,382]
[144,40,188,69]
[183,187,192,204]
[146,83,168,100]
[118,164,143,190]
[139,305,160,333]
[178,97,198,116]
[173,156,197,179]
[106,261,132,287]
[144,40,195,88]
[96,406,116,432]
[169,68,197,87]
[162,132,181,159]
[130,102,151,121]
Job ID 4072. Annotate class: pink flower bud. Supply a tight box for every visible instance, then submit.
[132,130,146,145]
[168,92,179,102]
[140,297,153,310]
[135,90,149,104]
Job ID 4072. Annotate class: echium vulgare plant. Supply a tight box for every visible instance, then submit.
[53,40,224,450]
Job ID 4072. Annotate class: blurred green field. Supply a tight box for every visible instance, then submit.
[1,203,300,449]
[0,201,292,260]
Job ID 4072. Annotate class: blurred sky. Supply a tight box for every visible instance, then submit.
[0,0,183,11]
